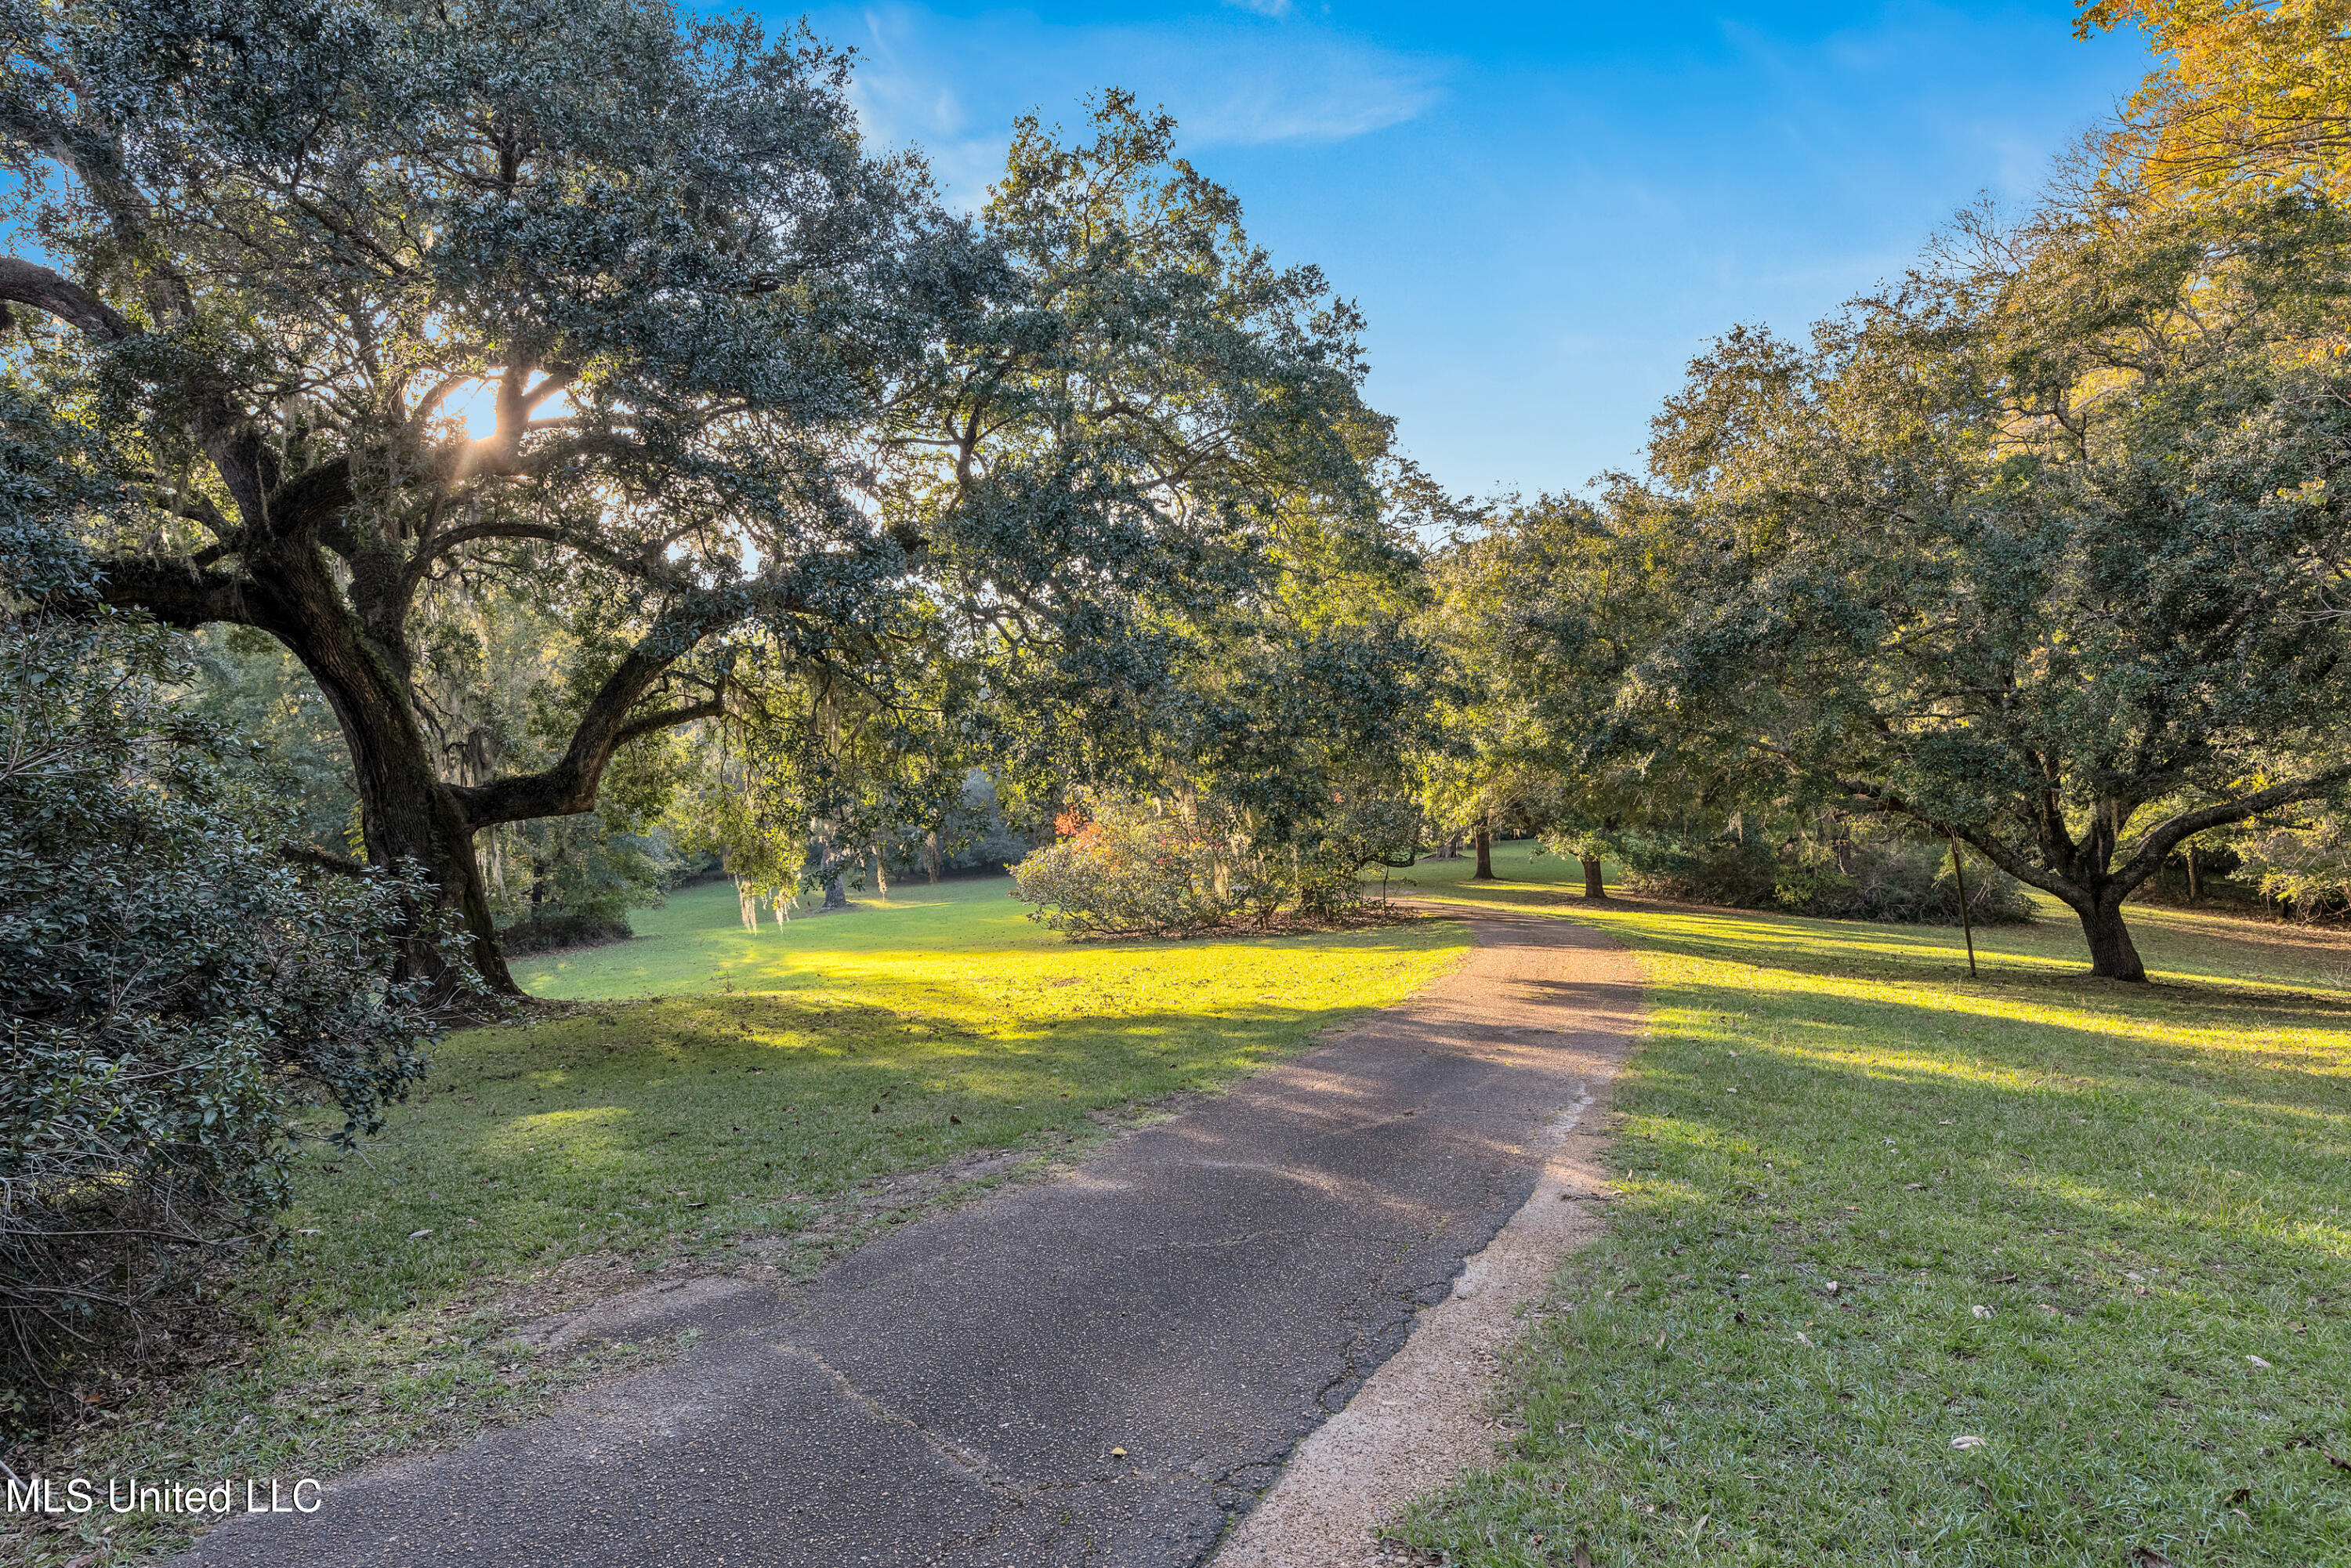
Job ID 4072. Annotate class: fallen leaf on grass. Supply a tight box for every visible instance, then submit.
[2325,1450,2351,1472]
[2129,1548,2174,1567]
[408,1229,433,1240]
[1989,1273,2019,1284]
[2245,1354,2272,1368]
[1951,1435,1987,1450]
[1971,1305,1992,1319]
[1573,1543,1593,1568]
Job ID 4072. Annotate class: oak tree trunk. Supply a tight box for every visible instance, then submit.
[813,830,850,910]
[2072,896,2146,982]
[1581,855,1607,900]
[1473,824,1494,881]
[264,550,516,998]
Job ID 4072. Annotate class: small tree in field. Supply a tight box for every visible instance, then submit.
[1421,492,1679,897]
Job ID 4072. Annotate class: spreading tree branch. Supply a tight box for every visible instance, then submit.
[282,844,367,876]
[0,258,135,339]
[2109,770,2351,889]
[449,599,738,829]
[84,556,257,628]
[1838,766,2351,912]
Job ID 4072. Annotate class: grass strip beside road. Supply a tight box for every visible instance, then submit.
[1396,847,2351,1567]
[11,877,1466,1567]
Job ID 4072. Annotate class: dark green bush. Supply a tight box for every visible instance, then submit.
[1012,795,1242,937]
[1617,824,2034,925]
[497,911,635,953]
[1,558,459,1421]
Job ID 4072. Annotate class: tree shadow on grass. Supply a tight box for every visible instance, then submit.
[1592,918,2351,1278]
[1426,878,2351,1016]
[288,973,1481,1305]
[1439,879,2351,1001]
[1390,868,2351,1563]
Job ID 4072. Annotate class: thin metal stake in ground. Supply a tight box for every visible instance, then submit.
[1949,832,1978,979]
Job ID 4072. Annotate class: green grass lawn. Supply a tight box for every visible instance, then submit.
[1396,846,2351,1567]
[13,875,1466,1568]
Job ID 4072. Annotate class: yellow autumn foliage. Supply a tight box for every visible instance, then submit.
[2082,0,2351,198]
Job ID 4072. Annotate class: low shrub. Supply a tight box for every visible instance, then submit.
[498,911,635,954]
[1011,796,1241,937]
[1012,789,1417,937]
[1616,824,2034,925]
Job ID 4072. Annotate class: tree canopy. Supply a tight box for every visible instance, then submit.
[1597,193,2351,976]
[2081,0,2351,201]
[15,0,2351,1005]
[1,1,1418,995]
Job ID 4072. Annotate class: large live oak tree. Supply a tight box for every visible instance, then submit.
[1618,195,2351,979]
[2,4,1401,994]
[1,0,966,992]
[896,98,1427,842]
[631,98,1431,911]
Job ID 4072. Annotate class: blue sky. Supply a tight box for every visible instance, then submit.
[792,2,2154,499]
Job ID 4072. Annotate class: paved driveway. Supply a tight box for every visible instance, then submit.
[175,906,1637,1568]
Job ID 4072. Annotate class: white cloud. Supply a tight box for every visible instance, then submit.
[1178,37,1440,147]
[824,3,1446,205]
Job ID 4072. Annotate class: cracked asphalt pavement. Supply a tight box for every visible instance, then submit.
[172,906,1636,1567]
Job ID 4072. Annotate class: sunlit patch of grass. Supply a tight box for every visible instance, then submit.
[12,875,1466,1567]
[1395,845,2351,1567]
